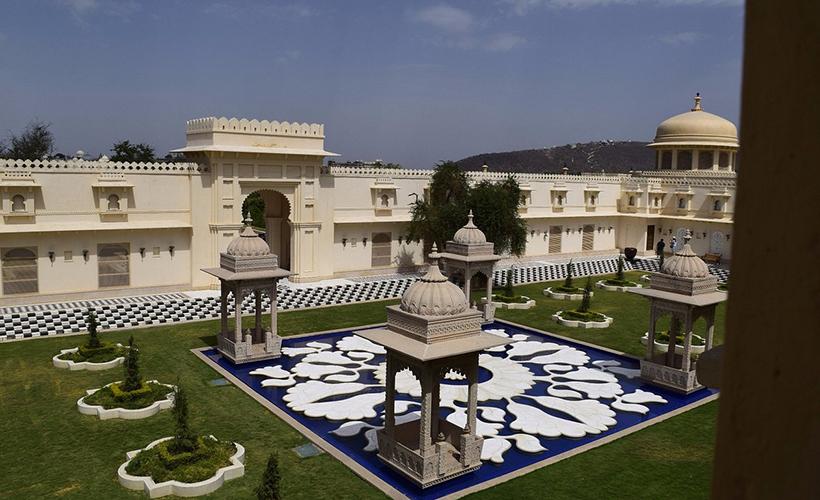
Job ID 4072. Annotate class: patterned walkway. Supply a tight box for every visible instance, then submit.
[0,255,729,341]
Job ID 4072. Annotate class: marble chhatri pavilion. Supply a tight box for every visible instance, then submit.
[631,230,726,393]
[202,218,290,364]
[438,211,502,322]
[358,246,509,487]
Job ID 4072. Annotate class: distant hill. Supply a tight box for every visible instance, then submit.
[455,141,655,174]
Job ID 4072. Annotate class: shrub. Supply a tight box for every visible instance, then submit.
[502,268,514,297]
[563,259,574,289]
[61,343,124,363]
[604,278,638,287]
[256,453,282,500]
[561,310,607,322]
[578,277,592,313]
[616,254,625,281]
[83,381,171,410]
[170,382,196,454]
[493,294,527,304]
[109,381,153,401]
[554,285,582,294]
[125,437,235,484]
[121,335,141,392]
[86,309,100,349]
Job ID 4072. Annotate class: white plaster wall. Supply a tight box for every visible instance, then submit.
[333,222,423,274]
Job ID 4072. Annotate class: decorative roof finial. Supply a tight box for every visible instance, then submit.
[692,92,702,111]
[243,215,253,226]
[429,242,440,261]
[684,229,692,244]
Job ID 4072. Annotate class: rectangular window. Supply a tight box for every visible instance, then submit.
[371,233,392,267]
[582,225,595,251]
[152,246,160,257]
[98,243,130,288]
[1,247,38,295]
[64,251,73,262]
[549,226,562,254]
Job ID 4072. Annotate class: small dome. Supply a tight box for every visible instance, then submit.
[400,245,469,316]
[452,211,487,245]
[661,231,710,278]
[226,219,271,257]
[649,94,738,149]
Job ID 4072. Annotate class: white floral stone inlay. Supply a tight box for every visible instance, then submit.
[251,327,670,464]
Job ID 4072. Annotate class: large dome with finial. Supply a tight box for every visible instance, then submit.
[649,94,738,149]
[661,230,710,278]
[452,210,487,245]
[226,218,271,257]
[400,244,469,316]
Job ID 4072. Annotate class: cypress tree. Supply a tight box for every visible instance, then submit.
[616,254,625,282]
[563,259,574,289]
[170,381,195,453]
[121,336,141,391]
[503,268,514,297]
[86,309,101,348]
[256,453,282,500]
[579,277,592,313]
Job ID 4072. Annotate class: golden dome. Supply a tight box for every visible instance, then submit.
[400,245,469,316]
[226,218,271,257]
[649,94,739,149]
[452,211,487,245]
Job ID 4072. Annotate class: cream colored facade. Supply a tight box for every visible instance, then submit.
[0,97,737,304]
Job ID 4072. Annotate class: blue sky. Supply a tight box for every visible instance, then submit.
[1,0,744,167]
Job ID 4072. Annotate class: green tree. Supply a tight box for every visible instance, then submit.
[6,120,54,160]
[110,140,155,162]
[170,381,195,453]
[503,268,514,297]
[256,453,282,500]
[407,162,526,256]
[563,259,574,289]
[86,309,101,348]
[578,277,593,313]
[616,254,625,281]
[242,191,266,229]
[122,336,141,391]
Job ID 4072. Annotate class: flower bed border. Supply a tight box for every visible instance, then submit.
[552,310,613,329]
[77,380,175,420]
[542,287,594,301]
[480,296,536,310]
[52,344,126,371]
[640,333,707,355]
[595,280,643,292]
[117,436,245,498]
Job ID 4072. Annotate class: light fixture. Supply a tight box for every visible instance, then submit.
[398,236,403,245]
[726,234,731,240]
[139,247,146,258]
[530,230,535,238]
[566,228,571,235]
[702,232,707,238]
[609,226,613,232]
[82,250,89,262]
[363,237,368,247]
[48,251,55,263]
[169,245,175,257]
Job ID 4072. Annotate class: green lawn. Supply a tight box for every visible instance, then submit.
[0,272,720,499]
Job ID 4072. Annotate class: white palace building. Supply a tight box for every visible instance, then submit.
[0,95,737,304]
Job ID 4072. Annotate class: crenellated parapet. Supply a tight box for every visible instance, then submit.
[0,158,204,174]
[186,116,324,138]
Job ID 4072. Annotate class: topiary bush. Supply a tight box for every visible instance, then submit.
[86,309,101,349]
[256,453,282,500]
[169,382,196,454]
[122,336,141,392]
[578,277,592,313]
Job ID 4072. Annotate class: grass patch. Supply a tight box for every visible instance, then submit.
[57,342,126,363]
[560,310,608,322]
[83,381,172,410]
[125,436,235,484]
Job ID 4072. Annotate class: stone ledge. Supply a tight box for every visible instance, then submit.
[543,287,594,301]
[77,380,175,420]
[52,344,126,371]
[595,280,643,292]
[480,296,536,310]
[118,436,245,498]
[640,334,706,355]
[552,311,613,329]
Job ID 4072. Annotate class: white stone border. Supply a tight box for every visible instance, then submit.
[52,343,126,371]
[118,436,245,498]
[543,287,594,301]
[551,310,613,329]
[640,333,706,355]
[595,280,643,292]
[481,296,536,310]
[77,380,175,420]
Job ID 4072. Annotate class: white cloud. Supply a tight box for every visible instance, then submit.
[275,49,302,64]
[59,0,97,13]
[500,0,743,14]
[204,2,317,20]
[659,31,706,45]
[485,33,528,51]
[413,5,475,33]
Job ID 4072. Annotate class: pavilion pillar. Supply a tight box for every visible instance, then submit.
[269,286,278,335]
[431,376,441,440]
[705,312,715,351]
[486,272,493,304]
[646,306,657,359]
[254,289,262,341]
[667,315,679,367]
[234,286,243,343]
[681,314,694,372]
[466,360,478,436]
[384,354,396,433]
[419,370,433,454]
[464,269,472,303]
[219,284,228,337]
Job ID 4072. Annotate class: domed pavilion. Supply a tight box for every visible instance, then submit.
[437,210,502,322]
[202,218,291,364]
[358,245,508,488]
[648,93,739,172]
[630,230,726,393]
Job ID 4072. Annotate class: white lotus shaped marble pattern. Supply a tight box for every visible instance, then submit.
[250,327,671,464]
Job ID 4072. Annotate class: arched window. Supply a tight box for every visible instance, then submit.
[2,247,38,295]
[107,194,121,211]
[11,195,26,212]
[628,195,635,206]
[98,243,130,287]
[371,233,392,267]
[678,197,687,209]
[713,199,722,211]
[380,194,390,208]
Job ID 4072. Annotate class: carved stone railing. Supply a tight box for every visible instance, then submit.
[0,158,203,174]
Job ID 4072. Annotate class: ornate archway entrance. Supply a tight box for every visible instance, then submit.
[242,189,292,271]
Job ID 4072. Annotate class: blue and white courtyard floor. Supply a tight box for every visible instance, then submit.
[195,319,718,499]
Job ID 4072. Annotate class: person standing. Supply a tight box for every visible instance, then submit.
[656,238,666,258]
[670,236,678,253]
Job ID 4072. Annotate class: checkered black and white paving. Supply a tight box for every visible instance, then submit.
[0,255,729,341]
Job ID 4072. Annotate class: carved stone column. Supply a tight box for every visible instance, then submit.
[667,314,679,367]
[219,284,228,337]
[647,306,657,359]
[234,285,243,343]
[681,314,694,372]
[254,289,262,341]
[384,354,396,433]
[466,359,478,436]
[419,369,433,455]
[269,286,278,335]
